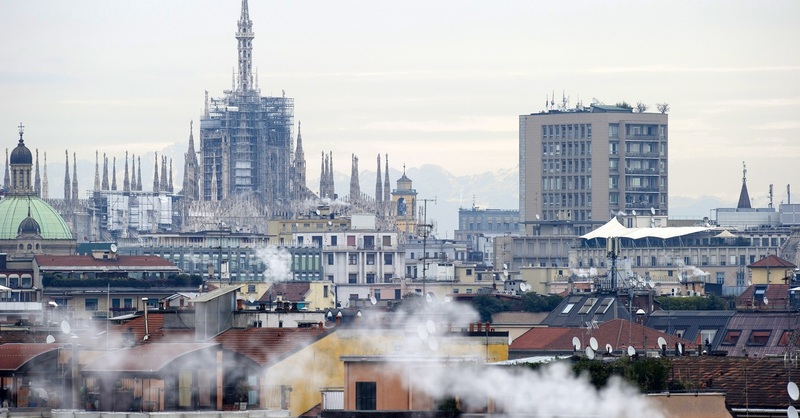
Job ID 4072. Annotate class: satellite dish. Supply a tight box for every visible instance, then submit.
[572,337,581,351]
[370,295,377,305]
[590,337,598,351]
[657,337,667,349]
[535,214,540,220]
[631,210,637,216]
[326,311,333,319]
[605,344,613,354]
[789,382,800,401]
[425,293,433,304]
[327,220,332,226]
[763,297,769,305]
[627,346,636,356]
[426,320,436,335]
[248,296,255,303]
[677,343,684,355]
[585,346,595,360]
[789,406,799,418]
[428,336,439,351]
[46,335,55,344]
[315,209,321,215]
[650,207,656,215]
[110,243,118,253]
[417,324,428,341]
[60,320,71,335]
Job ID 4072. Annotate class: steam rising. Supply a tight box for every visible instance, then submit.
[255,246,292,284]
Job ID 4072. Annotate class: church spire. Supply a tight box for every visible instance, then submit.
[93,151,100,192]
[111,157,117,190]
[35,148,41,197]
[384,153,391,202]
[64,150,71,201]
[349,154,360,201]
[72,152,78,201]
[102,154,109,190]
[41,152,48,199]
[123,151,130,192]
[737,161,752,209]
[169,158,174,193]
[160,155,168,191]
[375,154,382,203]
[3,149,9,191]
[131,153,137,191]
[153,152,160,193]
[136,156,142,191]
[183,121,199,200]
[293,121,306,199]
[236,0,255,91]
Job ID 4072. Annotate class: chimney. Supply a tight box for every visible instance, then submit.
[142,297,150,341]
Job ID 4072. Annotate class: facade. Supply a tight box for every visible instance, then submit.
[192,0,307,208]
[454,207,519,265]
[519,104,669,237]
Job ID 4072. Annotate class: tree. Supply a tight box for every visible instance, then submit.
[656,102,670,114]
[656,294,732,311]
[615,101,633,110]
[471,295,508,322]
[635,102,648,113]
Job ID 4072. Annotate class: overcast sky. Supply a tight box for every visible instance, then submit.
[1,0,798,207]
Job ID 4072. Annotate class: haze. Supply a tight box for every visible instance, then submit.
[1,0,798,208]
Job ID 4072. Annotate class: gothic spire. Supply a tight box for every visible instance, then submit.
[64,150,71,201]
[153,152,160,193]
[737,161,752,209]
[102,154,109,190]
[160,155,168,190]
[375,154,383,203]
[42,152,48,199]
[3,149,9,190]
[294,121,306,199]
[169,158,174,193]
[183,121,199,200]
[211,156,218,201]
[93,151,100,192]
[136,156,142,191]
[123,151,130,192]
[131,153,137,191]
[35,149,41,197]
[384,153,390,202]
[236,0,255,91]
[111,157,117,191]
[71,152,78,201]
[349,154,360,201]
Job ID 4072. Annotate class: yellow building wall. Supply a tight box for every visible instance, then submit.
[261,327,509,417]
[305,282,336,311]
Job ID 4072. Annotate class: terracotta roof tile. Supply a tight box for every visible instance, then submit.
[260,282,311,303]
[34,255,179,271]
[82,342,219,374]
[212,327,329,366]
[748,254,796,269]
[0,343,60,372]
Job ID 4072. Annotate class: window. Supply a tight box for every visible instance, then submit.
[716,272,725,284]
[111,298,121,309]
[324,285,329,298]
[384,254,393,265]
[577,298,598,314]
[347,235,356,246]
[348,254,358,265]
[330,236,338,246]
[366,254,375,265]
[747,330,771,346]
[366,273,375,284]
[355,382,376,410]
[327,254,334,265]
[374,290,381,300]
[248,284,256,293]
[348,274,357,284]
[561,303,576,314]
[700,330,717,346]
[85,298,99,311]
[722,330,741,345]
[382,236,392,247]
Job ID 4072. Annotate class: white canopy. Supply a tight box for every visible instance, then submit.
[581,217,712,240]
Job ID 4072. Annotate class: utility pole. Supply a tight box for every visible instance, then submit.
[419,197,436,298]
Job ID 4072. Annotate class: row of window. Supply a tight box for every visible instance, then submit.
[541,159,592,175]
[336,253,394,266]
[541,124,594,141]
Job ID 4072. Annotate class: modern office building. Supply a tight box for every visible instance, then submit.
[454,207,519,264]
[519,103,669,237]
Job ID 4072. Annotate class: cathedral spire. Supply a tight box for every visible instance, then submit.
[169,158,174,193]
[3,149,9,190]
[111,157,117,191]
[72,152,78,201]
[349,154,360,201]
[123,151,130,192]
[160,155,168,190]
[42,152,48,199]
[236,0,255,92]
[64,150,71,201]
[384,153,391,202]
[136,156,142,191]
[183,121,199,200]
[94,151,100,192]
[375,154,382,203]
[293,121,306,199]
[35,149,41,197]
[131,153,137,191]
[102,154,109,190]
[737,161,752,209]
[153,152,160,193]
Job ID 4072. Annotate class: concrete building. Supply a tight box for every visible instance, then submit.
[454,207,519,265]
[519,103,669,237]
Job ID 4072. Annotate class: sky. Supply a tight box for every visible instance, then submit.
[1,0,798,209]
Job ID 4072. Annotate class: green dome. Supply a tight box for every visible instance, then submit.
[0,197,72,240]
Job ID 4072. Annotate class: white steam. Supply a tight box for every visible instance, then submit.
[412,361,666,417]
[255,246,293,284]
